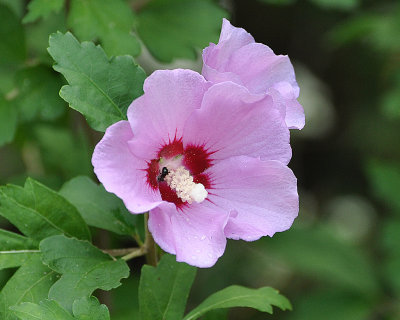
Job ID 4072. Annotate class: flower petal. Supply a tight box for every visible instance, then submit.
[127,69,210,160]
[92,120,162,213]
[183,81,292,164]
[148,202,228,268]
[202,19,305,130]
[206,156,298,241]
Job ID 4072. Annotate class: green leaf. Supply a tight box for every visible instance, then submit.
[381,219,400,296]
[308,0,359,11]
[48,31,146,132]
[258,0,296,5]
[10,297,110,320]
[287,290,372,320]
[59,176,137,235]
[0,4,26,67]
[139,254,197,320]
[40,235,129,312]
[0,229,39,270]
[0,178,91,241]
[72,297,110,320]
[0,95,17,147]
[260,226,379,296]
[23,0,65,23]
[184,285,291,320]
[0,255,58,320]
[14,65,65,122]
[137,0,227,62]
[34,125,92,179]
[366,160,400,212]
[68,0,140,57]
[11,300,74,320]
[0,0,24,17]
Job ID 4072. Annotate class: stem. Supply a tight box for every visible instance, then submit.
[144,212,158,266]
[103,247,141,257]
[121,247,147,261]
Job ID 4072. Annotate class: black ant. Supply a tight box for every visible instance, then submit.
[157,167,169,182]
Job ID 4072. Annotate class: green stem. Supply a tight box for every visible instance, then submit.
[144,212,158,266]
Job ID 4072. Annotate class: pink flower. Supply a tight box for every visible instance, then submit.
[92,69,298,267]
[202,19,305,130]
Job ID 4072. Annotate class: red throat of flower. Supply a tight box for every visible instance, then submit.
[146,137,213,208]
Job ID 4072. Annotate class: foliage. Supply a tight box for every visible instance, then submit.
[1,0,400,319]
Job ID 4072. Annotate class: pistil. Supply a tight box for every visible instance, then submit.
[164,166,208,204]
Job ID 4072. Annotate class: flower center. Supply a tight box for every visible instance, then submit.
[145,138,213,208]
[164,166,208,204]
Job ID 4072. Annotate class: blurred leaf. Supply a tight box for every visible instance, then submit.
[48,32,146,131]
[258,0,295,4]
[184,286,291,320]
[34,125,92,179]
[26,10,67,64]
[0,229,39,270]
[287,290,372,320]
[68,0,140,57]
[137,0,227,62]
[0,178,91,241]
[11,299,73,320]
[14,66,65,122]
[139,254,197,320]
[23,0,65,23]
[382,86,400,119]
[40,235,129,312]
[72,296,110,320]
[261,226,379,296]
[0,0,24,17]
[59,176,137,236]
[309,0,359,11]
[381,219,400,296]
[0,4,26,67]
[329,11,400,51]
[366,160,400,212]
[0,96,17,147]
[201,309,228,320]
[110,276,139,320]
[0,255,58,320]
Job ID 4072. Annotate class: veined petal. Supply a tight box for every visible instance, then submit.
[148,202,228,268]
[92,121,162,213]
[206,156,298,241]
[202,19,304,130]
[127,69,210,160]
[183,81,292,164]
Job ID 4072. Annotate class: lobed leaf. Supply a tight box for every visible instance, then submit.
[137,0,227,62]
[11,300,74,320]
[0,229,39,270]
[184,285,291,320]
[11,297,110,320]
[59,176,137,236]
[72,296,110,320]
[139,254,197,320]
[48,31,146,132]
[0,255,58,320]
[23,0,64,23]
[0,178,91,241]
[40,235,129,312]
[68,0,140,57]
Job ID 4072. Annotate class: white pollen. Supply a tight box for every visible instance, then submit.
[164,166,208,204]
[190,184,208,203]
